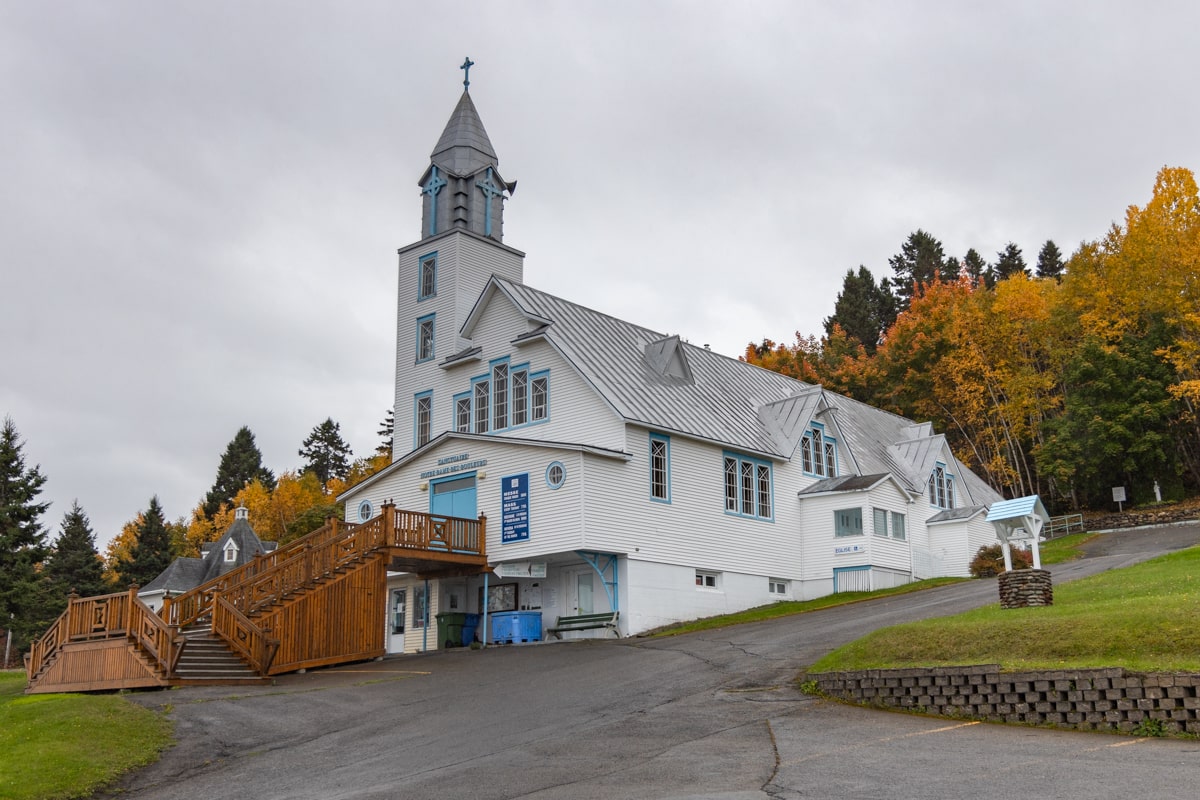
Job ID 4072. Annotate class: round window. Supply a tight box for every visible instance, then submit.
[546,461,566,489]
[359,499,374,522]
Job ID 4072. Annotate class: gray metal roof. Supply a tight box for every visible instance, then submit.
[141,515,277,596]
[140,557,205,594]
[430,90,499,177]
[796,473,894,496]
[477,276,1003,508]
[927,505,989,524]
[494,278,806,458]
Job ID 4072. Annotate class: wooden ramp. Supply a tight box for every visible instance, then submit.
[26,506,487,694]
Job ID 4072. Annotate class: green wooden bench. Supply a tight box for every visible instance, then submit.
[548,611,620,639]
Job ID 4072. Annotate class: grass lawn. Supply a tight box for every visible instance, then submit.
[0,671,172,800]
[1038,531,1096,564]
[811,544,1200,673]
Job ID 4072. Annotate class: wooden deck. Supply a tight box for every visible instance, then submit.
[25,506,487,694]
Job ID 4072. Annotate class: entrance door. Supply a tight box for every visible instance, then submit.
[430,474,477,519]
[573,571,594,615]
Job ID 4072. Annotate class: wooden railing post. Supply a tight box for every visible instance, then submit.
[63,588,79,642]
[126,584,139,634]
[383,501,395,546]
[478,514,487,557]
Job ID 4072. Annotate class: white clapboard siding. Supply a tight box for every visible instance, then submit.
[578,427,805,581]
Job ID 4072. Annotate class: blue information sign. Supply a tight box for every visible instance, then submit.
[501,473,530,543]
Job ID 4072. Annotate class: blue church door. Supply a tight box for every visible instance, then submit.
[430,474,477,519]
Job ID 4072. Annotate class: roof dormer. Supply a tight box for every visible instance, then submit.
[644,335,693,384]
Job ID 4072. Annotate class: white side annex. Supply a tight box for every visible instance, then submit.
[340,77,1003,651]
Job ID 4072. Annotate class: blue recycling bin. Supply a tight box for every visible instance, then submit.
[461,613,480,645]
[489,611,542,644]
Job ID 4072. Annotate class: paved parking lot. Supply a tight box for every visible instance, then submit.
[111,525,1200,799]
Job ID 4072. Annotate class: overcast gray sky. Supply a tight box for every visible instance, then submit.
[3,1,1198,551]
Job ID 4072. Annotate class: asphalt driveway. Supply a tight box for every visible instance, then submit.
[106,524,1200,800]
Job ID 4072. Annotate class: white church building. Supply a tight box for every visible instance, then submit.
[339,70,1002,653]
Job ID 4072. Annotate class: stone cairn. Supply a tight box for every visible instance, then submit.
[998,568,1053,608]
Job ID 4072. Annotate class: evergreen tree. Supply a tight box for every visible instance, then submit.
[961,248,988,285]
[118,496,175,588]
[45,501,108,598]
[203,426,276,518]
[1038,323,1180,509]
[299,418,353,486]
[0,416,56,650]
[823,266,896,355]
[993,242,1029,281]
[376,408,395,457]
[1036,239,1065,281]
[887,230,953,310]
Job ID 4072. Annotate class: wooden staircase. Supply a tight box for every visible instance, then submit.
[171,624,269,686]
[25,506,488,694]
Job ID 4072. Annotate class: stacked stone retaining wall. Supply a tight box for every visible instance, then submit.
[805,665,1200,736]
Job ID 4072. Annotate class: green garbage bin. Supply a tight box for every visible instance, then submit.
[436,612,467,648]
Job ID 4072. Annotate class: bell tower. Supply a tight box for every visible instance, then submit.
[393,60,526,459]
[418,57,516,242]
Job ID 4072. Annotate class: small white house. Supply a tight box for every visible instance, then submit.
[339,78,1002,651]
[139,506,276,612]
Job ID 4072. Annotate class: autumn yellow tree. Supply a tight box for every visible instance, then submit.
[1047,166,1200,497]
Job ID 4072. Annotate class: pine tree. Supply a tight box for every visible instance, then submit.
[118,496,175,588]
[1036,239,1065,281]
[887,230,953,310]
[993,242,1029,281]
[0,416,56,650]
[299,418,353,486]
[823,266,896,355]
[203,426,276,518]
[45,501,109,598]
[961,248,988,285]
[376,408,395,457]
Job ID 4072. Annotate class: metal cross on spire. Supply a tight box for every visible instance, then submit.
[460,57,475,90]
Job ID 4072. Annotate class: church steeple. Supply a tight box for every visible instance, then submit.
[419,59,516,242]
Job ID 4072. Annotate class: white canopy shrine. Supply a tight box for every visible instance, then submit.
[985,495,1051,571]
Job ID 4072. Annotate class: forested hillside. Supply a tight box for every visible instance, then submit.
[744,167,1200,512]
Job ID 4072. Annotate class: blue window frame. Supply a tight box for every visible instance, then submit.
[472,377,489,433]
[800,422,837,478]
[453,391,471,433]
[457,360,547,434]
[413,391,432,449]
[929,463,955,509]
[416,314,435,363]
[530,370,549,422]
[418,251,437,301]
[546,461,566,489]
[649,433,670,503]
[834,507,863,537]
[491,360,509,431]
[511,367,529,426]
[722,452,773,520]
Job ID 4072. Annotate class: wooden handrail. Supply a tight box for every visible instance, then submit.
[126,586,184,675]
[169,508,485,630]
[27,506,486,687]
[212,595,279,675]
[167,517,341,628]
[26,588,182,682]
